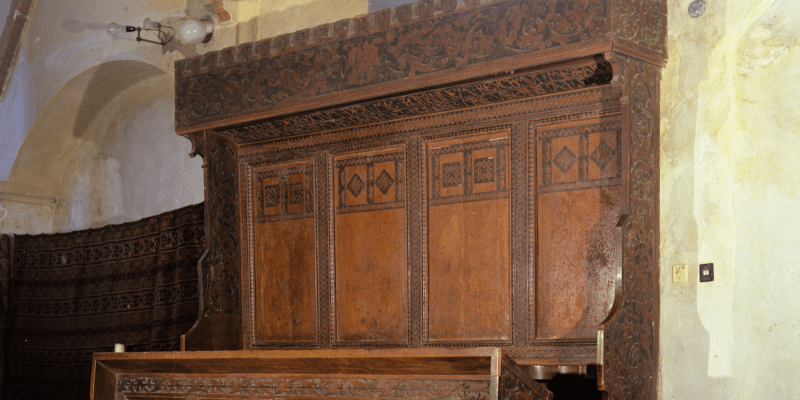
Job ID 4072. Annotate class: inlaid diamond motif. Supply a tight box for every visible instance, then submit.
[474,157,495,184]
[288,182,305,205]
[375,169,395,195]
[347,173,365,197]
[442,162,462,188]
[553,146,577,174]
[263,184,281,207]
[590,140,615,170]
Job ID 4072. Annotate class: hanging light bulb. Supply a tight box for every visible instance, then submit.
[142,17,161,30]
[106,22,124,37]
[105,19,174,45]
[178,16,215,45]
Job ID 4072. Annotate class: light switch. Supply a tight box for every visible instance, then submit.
[672,264,687,283]
[699,263,714,282]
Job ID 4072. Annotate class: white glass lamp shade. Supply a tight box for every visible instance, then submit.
[179,18,209,45]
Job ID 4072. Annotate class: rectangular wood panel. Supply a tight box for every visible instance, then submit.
[252,160,318,344]
[333,148,408,344]
[425,129,512,344]
[534,120,622,340]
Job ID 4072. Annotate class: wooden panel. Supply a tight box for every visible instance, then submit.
[425,129,512,344]
[252,160,318,344]
[534,120,622,339]
[333,148,408,344]
[92,349,553,400]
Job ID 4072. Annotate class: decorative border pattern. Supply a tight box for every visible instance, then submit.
[510,122,528,346]
[117,377,491,400]
[408,138,424,348]
[217,61,613,144]
[334,151,406,214]
[318,153,333,349]
[254,165,315,223]
[238,85,621,160]
[535,121,622,194]
[429,137,510,206]
[504,346,597,360]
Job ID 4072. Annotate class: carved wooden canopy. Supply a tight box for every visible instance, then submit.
[169,0,665,399]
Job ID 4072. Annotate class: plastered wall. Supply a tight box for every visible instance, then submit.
[661,0,800,398]
[0,0,368,233]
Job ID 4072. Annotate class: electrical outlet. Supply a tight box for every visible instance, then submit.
[672,264,687,283]
[699,263,714,282]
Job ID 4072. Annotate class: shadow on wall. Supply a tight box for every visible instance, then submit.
[72,61,164,138]
[0,60,197,234]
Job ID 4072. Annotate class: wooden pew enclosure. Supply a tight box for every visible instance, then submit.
[92,0,664,398]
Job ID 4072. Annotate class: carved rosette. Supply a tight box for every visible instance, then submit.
[203,142,241,316]
[598,54,659,400]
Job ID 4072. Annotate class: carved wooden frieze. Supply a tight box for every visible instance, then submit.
[92,349,555,400]
[216,59,612,144]
[116,376,492,400]
[175,0,614,131]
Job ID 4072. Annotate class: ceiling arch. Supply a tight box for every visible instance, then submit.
[0,60,167,199]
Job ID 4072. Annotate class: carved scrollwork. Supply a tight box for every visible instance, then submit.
[117,376,490,400]
[599,54,659,400]
[613,0,667,55]
[175,0,610,129]
[203,142,241,316]
[217,60,612,144]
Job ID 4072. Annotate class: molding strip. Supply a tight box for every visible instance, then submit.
[0,191,57,206]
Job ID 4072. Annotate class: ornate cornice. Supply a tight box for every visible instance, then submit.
[175,0,622,133]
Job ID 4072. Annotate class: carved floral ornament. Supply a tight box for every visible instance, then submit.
[174,0,666,132]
